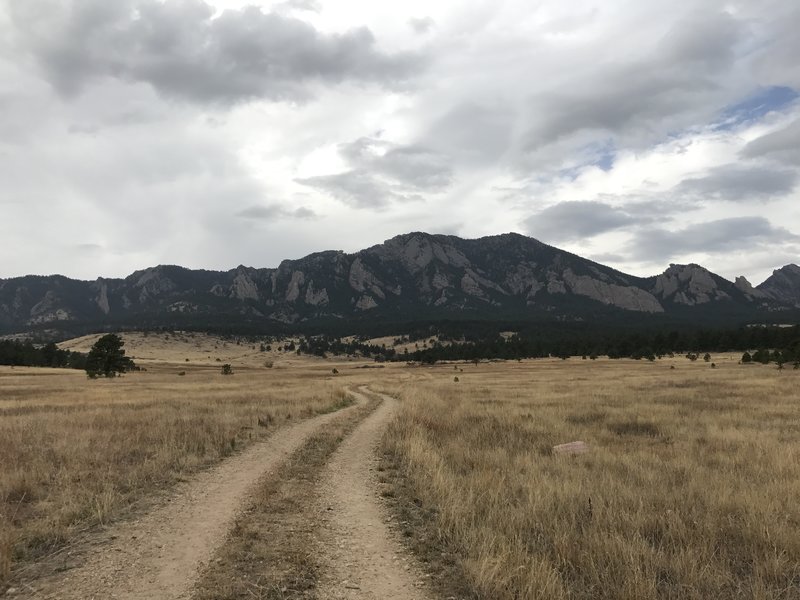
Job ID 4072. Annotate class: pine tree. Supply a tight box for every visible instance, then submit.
[85,334,135,378]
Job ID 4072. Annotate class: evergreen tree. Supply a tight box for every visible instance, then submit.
[85,334,135,378]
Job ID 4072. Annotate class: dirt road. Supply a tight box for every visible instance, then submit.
[315,387,430,600]
[12,387,432,600]
[18,399,363,600]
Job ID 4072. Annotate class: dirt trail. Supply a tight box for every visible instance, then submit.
[315,387,430,600]
[19,398,364,600]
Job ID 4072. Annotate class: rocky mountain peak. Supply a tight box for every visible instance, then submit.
[651,264,729,305]
[758,264,800,306]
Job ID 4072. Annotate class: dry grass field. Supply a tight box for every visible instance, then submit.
[382,356,800,599]
[3,332,799,599]
[0,333,363,584]
[58,331,306,368]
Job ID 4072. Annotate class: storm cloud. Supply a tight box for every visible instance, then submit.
[524,10,744,151]
[1,0,799,282]
[630,217,800,261]
[675,164,798,202]
[8,0,424,104]
[741,119,800,165]
[237,204,316,220]
[297,137,452,208]
[525,201,640,242]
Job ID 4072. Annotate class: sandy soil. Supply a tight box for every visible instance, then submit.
[315,387,431,600]
[16,399,363,600]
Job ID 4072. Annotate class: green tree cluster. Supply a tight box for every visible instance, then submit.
[85,334,135,378]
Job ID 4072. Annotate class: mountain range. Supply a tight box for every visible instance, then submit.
[1,232,799,336]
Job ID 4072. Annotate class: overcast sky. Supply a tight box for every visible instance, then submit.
[1,0,798,284]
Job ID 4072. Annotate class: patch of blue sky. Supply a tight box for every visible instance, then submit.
[713,86,798,131]
[560,139,616,179]
[576,139,617,172]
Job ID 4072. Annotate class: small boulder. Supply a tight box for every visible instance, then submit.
[553,441,589,455]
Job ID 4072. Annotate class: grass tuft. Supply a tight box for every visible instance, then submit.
[607,420,662,437]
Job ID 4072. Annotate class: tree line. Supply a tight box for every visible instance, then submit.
[2,324,799,371]
[0,339,87,369]
[294,325,800,366]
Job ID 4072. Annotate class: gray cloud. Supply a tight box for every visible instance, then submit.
[408,17,435,34]
[523,11,743,151]
[75,243,104,252]
[740,119,800,165]
[237,204,316,220]
[661,9,741,68]
[9,0,425,104]
[750,3,800,89]
[675,164,798,202]
[296,170,423,208]
[2,0,800,283]
[524,201,641,242]
[425,102,515,166]
[630,217,799,260]
[589,252,626,264]
[338,137,452,187]
[276,0,322,13]
[298,137,452,208]
[374,146,452,189]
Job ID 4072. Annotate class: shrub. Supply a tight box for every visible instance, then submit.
[221,364,233,375]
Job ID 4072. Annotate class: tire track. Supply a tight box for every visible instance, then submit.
[315,387,431,600]
[20,397,365,600]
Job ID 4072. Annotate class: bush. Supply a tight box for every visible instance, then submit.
[221,364,233,375]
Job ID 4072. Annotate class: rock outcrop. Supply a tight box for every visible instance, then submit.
[758,264,800,306]
[562,270,664,313]
[651,264,731,305]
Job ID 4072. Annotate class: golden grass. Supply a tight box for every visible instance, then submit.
[382,357,800,599]
[8,334,799,599]
[58,331,306,368]
[0,360,353,582]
